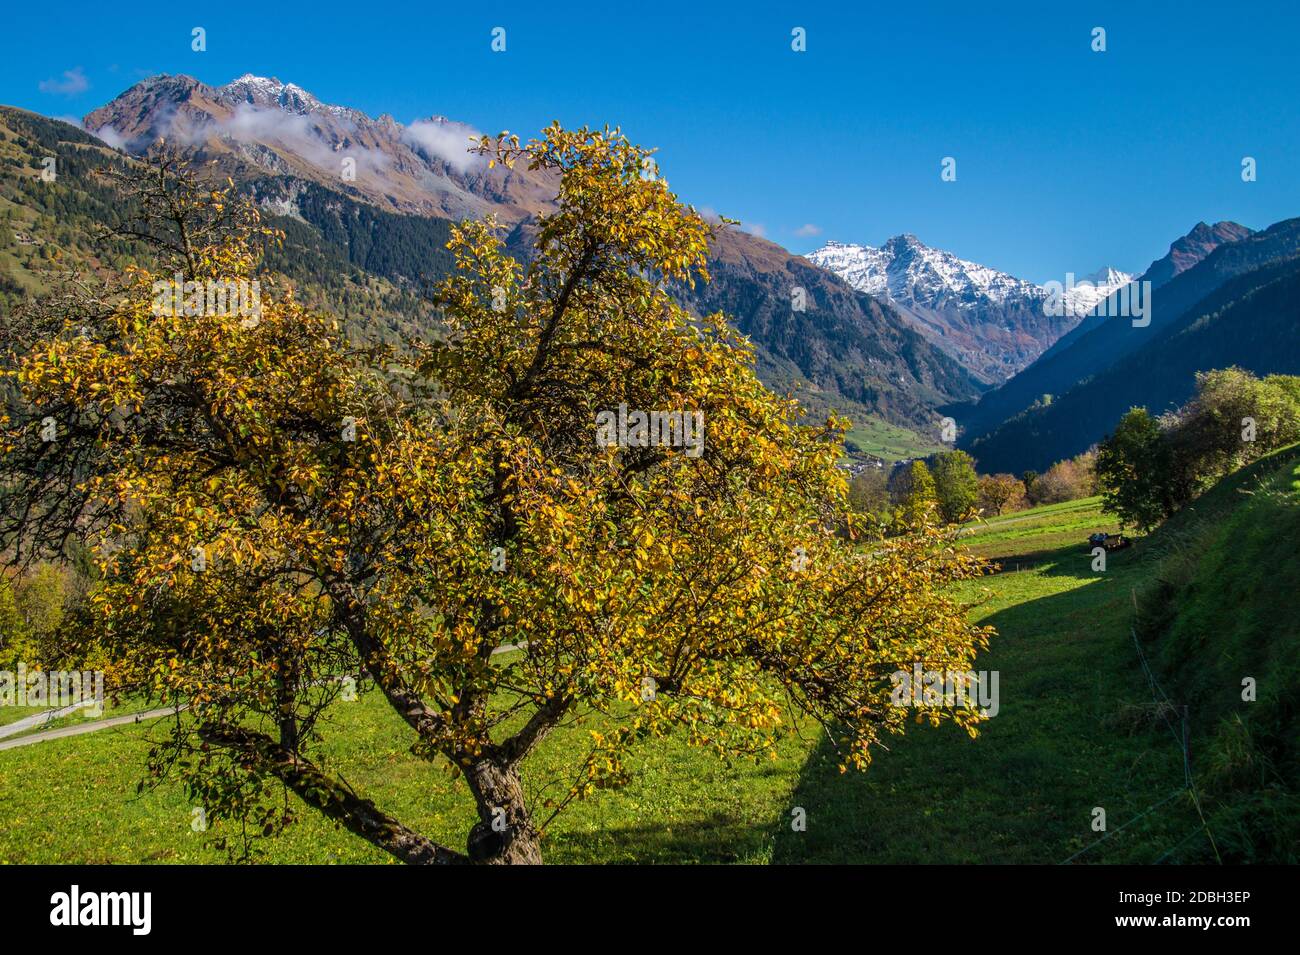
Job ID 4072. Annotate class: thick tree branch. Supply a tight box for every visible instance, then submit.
[508,240,598,407]
[199,724,466,865]
[333,602,449,743]
[496,693,573,765]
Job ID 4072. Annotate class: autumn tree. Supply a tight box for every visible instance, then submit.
[1028,451,1096,505]
[0,576,30,671]
[1173,368,1300,481]
[0,132,990,864]
[0,563,72,671]
[1096,371,1300,532]
[977,473,1025,516]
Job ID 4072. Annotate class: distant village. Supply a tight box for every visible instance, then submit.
[839,455,890,477]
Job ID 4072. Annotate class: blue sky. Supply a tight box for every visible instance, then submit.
[4,0,1299,282]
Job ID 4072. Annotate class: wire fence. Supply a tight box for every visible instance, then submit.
[1057,592,1221,865]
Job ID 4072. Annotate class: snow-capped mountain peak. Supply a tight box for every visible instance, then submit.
[83,73,559,224]
[1056,266,1136,316]
[805,235,1138,384]
[1081,266,1132,287]
[807,237,1135,316]
[217,74,357,119]
[221,75,317,111]
[806,235,1041,311]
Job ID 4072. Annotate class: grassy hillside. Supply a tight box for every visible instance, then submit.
[3,537,1196,865]
[0,681,823,864]
[775,544,1197,863]
[2,464,1293,864]
[1134,443,1300,862]
[0,106,439,345]
[0,106,141,306]
[843,418,943,463]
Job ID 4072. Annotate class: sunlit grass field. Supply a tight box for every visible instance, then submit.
[961,495,1123,563]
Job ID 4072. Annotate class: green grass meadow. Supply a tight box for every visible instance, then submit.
[843,419,944,463]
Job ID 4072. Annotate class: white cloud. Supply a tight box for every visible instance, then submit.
[794,223,822,237]
[93,125,127,150]
[196,103,392,180]
[694,207,763,236]
[39,67,90,97]
[88,92,488,189]
[401,119,483,174]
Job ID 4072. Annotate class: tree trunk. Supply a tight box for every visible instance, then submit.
[276,678,298,755]
[464,759,542,864]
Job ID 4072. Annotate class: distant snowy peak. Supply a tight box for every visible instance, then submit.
[806,236,1139,383]
[1058,266,1136,316]
[807,236,1042,311]
[803,240,891,296]
[1080,266,1134,287]
[807,237,1134,315]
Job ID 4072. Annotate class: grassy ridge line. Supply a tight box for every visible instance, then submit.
[1134,443,1300,862]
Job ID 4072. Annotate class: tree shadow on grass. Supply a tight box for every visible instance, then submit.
[770,541,1195,864]
[983,537,1147,581]
[545,812,778,865]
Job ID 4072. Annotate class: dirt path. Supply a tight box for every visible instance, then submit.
[0,644,527,752]
[0,707,182,752]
